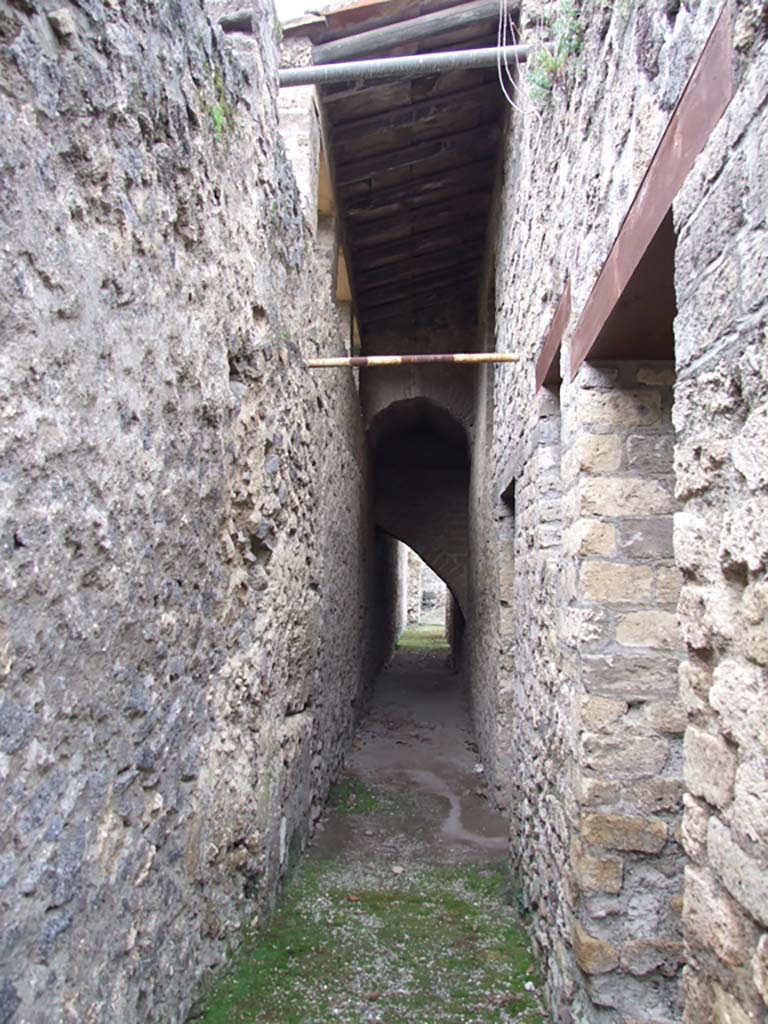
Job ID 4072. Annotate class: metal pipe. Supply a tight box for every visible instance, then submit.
[279,43,548,87]
[307,353,520,368]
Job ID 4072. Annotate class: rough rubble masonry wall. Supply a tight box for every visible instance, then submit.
[673,14,768,1022]
[0,3,372,1021]
[478,0,767,1022]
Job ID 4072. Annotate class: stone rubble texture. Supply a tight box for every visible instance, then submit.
[0,0,766,1022]
[467,1,768,1022]
[0,1,396,1021]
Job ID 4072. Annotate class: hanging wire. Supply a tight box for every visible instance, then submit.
[496,0,523,111]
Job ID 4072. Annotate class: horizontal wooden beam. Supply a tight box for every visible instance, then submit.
[331,82,499,140]
[535,278,571,391]
[312,0,500,64]
[353,225,487,271]
[360,268,481,310]
[335,123,499,186]
[357,255,482,296]
[308,351,520,368]
[355,242,485,289]
[362,284,479,325]
[354,192,490,250]
[341,159,496,214]
[569,2,733,379]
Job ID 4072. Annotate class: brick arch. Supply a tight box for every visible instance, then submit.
[370,399,469,614]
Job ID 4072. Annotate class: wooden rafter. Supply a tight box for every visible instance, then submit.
[335,122,500,186]
[312,0,499,63]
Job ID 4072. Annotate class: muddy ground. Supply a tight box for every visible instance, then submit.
[191,624,549,1023]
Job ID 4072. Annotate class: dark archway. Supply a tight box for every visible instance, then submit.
[369,399,470,616]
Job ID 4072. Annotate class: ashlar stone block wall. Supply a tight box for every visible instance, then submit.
[563,364,684,1021]
[0,3,377,1021]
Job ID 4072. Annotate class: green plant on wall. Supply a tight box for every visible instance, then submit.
[527,0,584,105]
[208,68,235,138]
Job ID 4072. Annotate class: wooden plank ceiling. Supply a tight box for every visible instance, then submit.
[284,0,514,335]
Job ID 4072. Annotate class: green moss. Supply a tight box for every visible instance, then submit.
[396,622,450,652]
[328,774,381,814]
[208,68,235,138]
[191,861,547,1023]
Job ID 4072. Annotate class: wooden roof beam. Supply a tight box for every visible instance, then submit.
[312,0,501,64]
[331,82,499,138]
[335,123,499,186]
[356,262,481,305]
[362,284,479,325]
[354,192,491,250]
[354,225,486,269]
[355,242,485,289]
[340,158,495,213]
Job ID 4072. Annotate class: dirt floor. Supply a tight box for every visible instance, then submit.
[192,624,549,1023]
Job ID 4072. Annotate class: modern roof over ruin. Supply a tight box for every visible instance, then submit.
[284,0,513,336]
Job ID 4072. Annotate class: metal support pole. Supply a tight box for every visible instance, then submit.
[307,353,520,368]
[279,43,549,87]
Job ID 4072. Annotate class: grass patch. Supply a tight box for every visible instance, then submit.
[397,622,450,652]
[191,861,547,1023]
[328,774,381,814]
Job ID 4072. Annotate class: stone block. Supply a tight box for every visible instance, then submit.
[580,477,677,517]
[681,799,706,860]
[731,759,768,848]
[579,390,662,427]
[576,774,683,814]
[572,433,624,474]
[719,497,768,574]
[616,610,680,649]
[618,516,674,560]
[579,696,627,730]
[571,920,619,974]
[620,938,684,977]
[679,583,741,652]
[643,701,686,735]
[560,606,612,646]
[581,562,653,603]
[732,401,768,491]
[637,366,676,386]
[656,567,683,604]
[679,659,711,712]
[681,794,709,862]
[581,813,667,853]
[674,510,717,573]
[709,658,766,748]
[582,652,679,701]
[563,519,616,557]
[684,865,748,966]
[684,727,736,808]
[708,817,768,928]
[633,777,684,814]
[581,729,669,779]
[626,434,675,475]
[575,365,620,389]
[573,844,624,895]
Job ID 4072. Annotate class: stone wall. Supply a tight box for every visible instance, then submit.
[0,3,373,1021]
[563,364,684,1022]
[476,0,767,1021]
[672,20,768,1021]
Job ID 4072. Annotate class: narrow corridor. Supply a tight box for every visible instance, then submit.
[192,624,549,1023]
